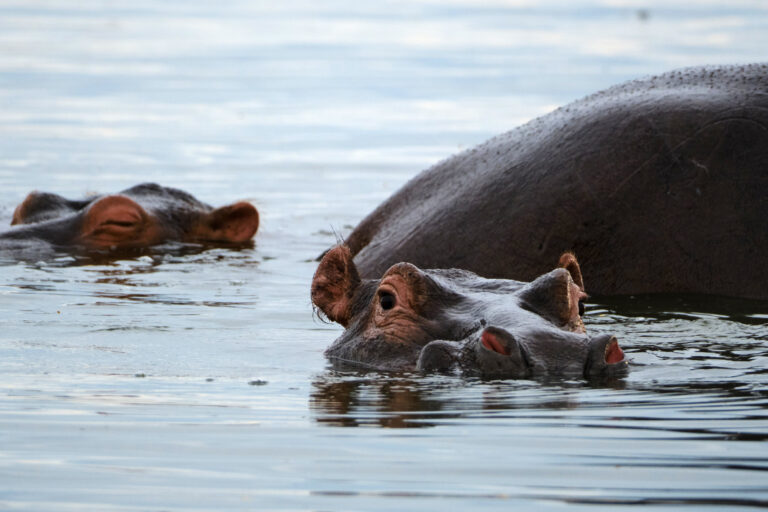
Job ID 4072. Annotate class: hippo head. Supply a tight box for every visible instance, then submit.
[3,183,259,253]
[312,245,627,380]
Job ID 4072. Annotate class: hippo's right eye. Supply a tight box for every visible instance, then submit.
[379,292,396,310]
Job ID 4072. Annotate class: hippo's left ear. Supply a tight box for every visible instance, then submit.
[558,252,584,291]
[311,245,361,327]
[519,254,587,332]
[197,202,259,243]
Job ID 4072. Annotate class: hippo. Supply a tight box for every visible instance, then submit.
[0,183,259,257]
[342,63,768,299]
[311,245,627,379]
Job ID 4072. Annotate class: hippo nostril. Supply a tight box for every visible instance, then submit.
[605,337,624,364]
[481,330,509,356]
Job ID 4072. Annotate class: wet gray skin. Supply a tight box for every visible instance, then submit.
[312,245,627,380]
[0,183,259,259]
[342,63,768,299]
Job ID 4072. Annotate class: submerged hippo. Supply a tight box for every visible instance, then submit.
[312,245,627,379]
[1,183,259,256]
[343,63,768,299]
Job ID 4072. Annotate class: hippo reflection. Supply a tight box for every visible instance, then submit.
[310,374,622,428]
[312,245,627,380]
[1,183,259,257]
[310,376,445,428]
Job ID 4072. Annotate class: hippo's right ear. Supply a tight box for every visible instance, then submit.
[197,202,260,243]
[311,245,361,327]
[558,252,584,291]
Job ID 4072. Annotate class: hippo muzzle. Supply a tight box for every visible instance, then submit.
[418,326,627,380]
[584,333,628,379]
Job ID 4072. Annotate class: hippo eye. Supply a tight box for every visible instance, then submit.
[379,292,396,311]
[578,299,585,317]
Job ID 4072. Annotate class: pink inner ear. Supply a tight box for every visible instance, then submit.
[605,339,625,364]
[481,331,509,356]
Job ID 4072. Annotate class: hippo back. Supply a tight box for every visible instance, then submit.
[346,63,768,299]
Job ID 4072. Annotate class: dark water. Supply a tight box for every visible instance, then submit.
[1,1,767,510]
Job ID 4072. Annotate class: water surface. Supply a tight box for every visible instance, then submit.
[1,1,767,510]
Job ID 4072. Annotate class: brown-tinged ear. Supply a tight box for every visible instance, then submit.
[12,191,88,225]
[519,268,574,326]
[311,245,361,327]
[198,202,259,243]
[519,262,586,332]
[11,192,38,225]
[80,195,155,248]
[558,252,584,291]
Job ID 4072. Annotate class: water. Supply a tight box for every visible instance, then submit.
[1,1,767,510]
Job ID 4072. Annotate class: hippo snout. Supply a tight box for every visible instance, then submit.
[584,334,628,379]
[417,340,462,373]
[471,326,532,379]
[416,327,533,378]
[417,327,627,380]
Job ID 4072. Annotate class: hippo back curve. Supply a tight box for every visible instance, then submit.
[346,63,768,299]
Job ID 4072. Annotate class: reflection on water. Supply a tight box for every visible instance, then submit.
[311,374,448,428]
[310,373,609,428]
[0,238,259,268]
[593,294,768,326]
[311,363,768,431]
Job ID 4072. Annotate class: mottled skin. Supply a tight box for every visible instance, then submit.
[312,245,626,379]
[344,63,768,299]
[1,183,259,256]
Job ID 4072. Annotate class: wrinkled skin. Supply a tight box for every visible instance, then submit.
[0,183,259,257]
[312,245,627,380]
[343,63,768,299]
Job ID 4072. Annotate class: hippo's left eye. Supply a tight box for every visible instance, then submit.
[578,299,585,316]
[379,292,396,310]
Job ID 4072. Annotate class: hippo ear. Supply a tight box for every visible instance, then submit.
[311,245,361,327]
[198,202,259,243]
[518,267,586,332]
[80,195,153,248]
[13,191,49,225]
[12,191,90,225]
[558,252,584,291]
